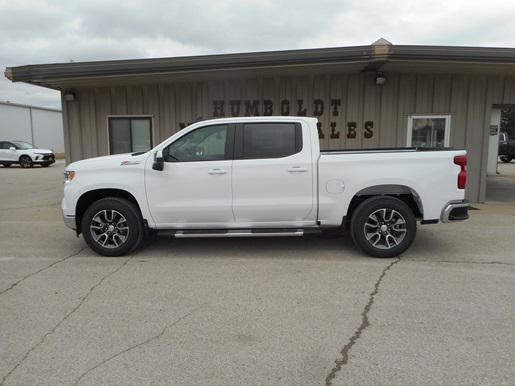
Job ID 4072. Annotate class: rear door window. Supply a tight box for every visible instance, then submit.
[239,122,301,159]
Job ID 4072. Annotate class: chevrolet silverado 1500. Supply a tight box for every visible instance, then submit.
[62,117,469,258]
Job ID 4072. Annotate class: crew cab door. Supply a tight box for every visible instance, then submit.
[145,124,234,227]
[232,121,315,226]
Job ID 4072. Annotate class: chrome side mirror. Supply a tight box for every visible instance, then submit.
[152,150,164,171]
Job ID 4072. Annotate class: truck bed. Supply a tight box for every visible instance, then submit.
[317,147,466,225]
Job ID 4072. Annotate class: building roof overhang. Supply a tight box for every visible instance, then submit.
[5,41,515,90]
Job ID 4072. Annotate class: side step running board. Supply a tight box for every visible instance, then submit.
[173,229,308,238]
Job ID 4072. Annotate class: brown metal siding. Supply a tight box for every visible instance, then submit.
[396,73,416,147]
[378,72,399,148]
[94,87,110,156]
[62,73,515,202]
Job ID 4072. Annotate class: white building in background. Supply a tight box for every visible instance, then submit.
[0,101,64,154]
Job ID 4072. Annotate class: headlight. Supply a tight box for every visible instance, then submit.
[64,170,76,182]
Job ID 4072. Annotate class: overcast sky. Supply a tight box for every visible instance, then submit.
[1,0,514,109]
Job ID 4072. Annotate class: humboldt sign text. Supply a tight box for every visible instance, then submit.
[208,98,375,139]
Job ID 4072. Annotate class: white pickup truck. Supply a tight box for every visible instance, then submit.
[62,117,469,258]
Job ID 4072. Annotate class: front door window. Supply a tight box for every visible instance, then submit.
[165,125,228,162]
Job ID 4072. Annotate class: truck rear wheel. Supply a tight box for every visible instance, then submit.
[500,155,512,163]
[350,196,416,258]
[81,197,143,257]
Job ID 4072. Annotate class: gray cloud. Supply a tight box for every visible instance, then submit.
[1,0,514,109]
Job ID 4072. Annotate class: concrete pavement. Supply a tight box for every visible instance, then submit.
[0,161,514,385]
[486,162,515,202]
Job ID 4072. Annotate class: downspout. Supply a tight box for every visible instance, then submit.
[29,106,35,145]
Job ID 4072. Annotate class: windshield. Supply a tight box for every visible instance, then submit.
[12,141,34,150]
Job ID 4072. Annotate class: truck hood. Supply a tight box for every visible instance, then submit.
[67,152,149,171]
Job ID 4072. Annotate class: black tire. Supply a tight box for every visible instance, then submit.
[499,155,512,163]
[19,155,33,168]
[350,196,417,258]
[81,197,144,257]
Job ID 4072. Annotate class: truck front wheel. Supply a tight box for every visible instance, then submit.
[81,197,144,257]
[350,196,417,258]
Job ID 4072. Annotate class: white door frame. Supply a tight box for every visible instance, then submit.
[487,108,501,176]
[407,114,452,147]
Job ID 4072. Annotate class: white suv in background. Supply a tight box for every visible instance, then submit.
[0,140,55,168]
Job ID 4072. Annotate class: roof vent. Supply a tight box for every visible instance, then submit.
[372,38,392,46]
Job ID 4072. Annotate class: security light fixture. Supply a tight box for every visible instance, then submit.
[64,92,76,101]
[375,72,386,85]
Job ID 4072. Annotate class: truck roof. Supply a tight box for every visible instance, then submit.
[191,116,318,125]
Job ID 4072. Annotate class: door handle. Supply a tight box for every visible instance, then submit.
[287,166,307,172]
[208,168,227,175]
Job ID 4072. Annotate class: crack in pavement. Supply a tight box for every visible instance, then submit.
[325,258,400,386]
[73,305,203,386]
[405,259,515,266]
[0,255,133,386]
[0,246,89,297]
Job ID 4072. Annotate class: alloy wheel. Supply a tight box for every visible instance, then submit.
[20,156,32,168]
[363,208,407,250]
[89,209,130,249]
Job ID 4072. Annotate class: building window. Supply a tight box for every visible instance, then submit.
[407,115,451,148]
[108,117,152,154]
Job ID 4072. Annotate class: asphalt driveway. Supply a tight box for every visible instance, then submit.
[0,162,514,385]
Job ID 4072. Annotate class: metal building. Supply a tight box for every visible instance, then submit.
[5,40,515,201]
[0,101,64,154]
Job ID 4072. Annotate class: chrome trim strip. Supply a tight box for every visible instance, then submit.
[174,230,304,238]
[441,200,470,223]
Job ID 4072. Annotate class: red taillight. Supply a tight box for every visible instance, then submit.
[454,155,467,189]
